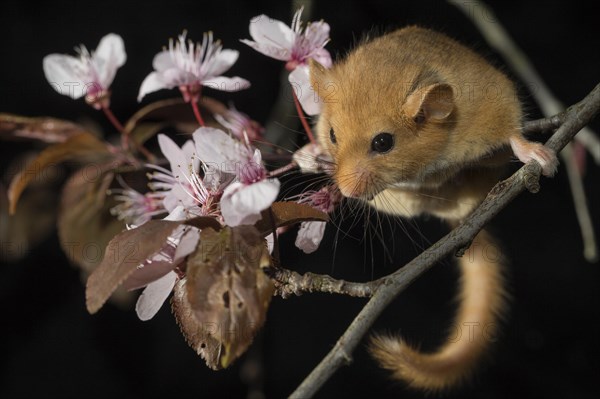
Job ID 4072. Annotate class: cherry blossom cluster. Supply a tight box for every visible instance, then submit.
[42,8,340,321]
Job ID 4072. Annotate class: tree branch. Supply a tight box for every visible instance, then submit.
[266,267,380,298]
[289,82,600,399]
[522,113,565,134]
[449,0,599,261]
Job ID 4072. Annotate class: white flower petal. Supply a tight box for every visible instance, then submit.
[205,49,239,77]
[163,184,196,212]
[247,15,295,57]
[43,54,87,99]
[162,68,197,87]
[174,227,200,260]
[221,179,280,226]
[93,33,126,89]
[295,221,326,254]
[288,65,322,115]
[292,142,324,173]
[158,134,185,175]
[266,233,275,254]
[164,205,187,221]
[193,127,249,172]
[152,50,175,71]
[138,71,169,102]
[157,135,196,187]
[135,271,178,321]
[240,39,291,62]
[310,48,332,69]
[202,76,251,92]
[182,140,200,172]
[306,21,330,44]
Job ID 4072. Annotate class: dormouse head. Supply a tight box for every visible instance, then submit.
[309,59,455,200]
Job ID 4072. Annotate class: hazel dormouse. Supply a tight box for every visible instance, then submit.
[309,26,557,390]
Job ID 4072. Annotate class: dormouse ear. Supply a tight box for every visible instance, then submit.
[404,83,454,122]
[309,59,328,93]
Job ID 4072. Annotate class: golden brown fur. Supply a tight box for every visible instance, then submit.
[309,26,556,390]
[370,229,507,390]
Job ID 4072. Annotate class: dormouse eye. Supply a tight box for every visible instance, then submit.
[329,128,337,144]
[414,110,426,125]
[371,132,394,153]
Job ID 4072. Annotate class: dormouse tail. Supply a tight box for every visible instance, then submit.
[369,229,507,391]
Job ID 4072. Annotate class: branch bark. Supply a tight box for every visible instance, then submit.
[449,0,598,261]
[289,83,600,399]
[267,267,380,298]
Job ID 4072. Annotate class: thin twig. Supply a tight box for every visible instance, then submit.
[289,83,600,399]
[267,267,381,298]
[449,0,598,261]
[522,113,565,134]
[268,161,298,177]
[562,143,599,261]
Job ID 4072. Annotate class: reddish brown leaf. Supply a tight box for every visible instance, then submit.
[0,113,90,143]
[185,226,273,369]
[85,219,183,314]
[123,97,227,144]
[172,278,224,370]
[8,133,112,214]
[127,122,168,147]
[185,216,222,231]
[123,98,188,135]
[0,182,56,262]
[121,259,177,292]
[255,201,329,236]
[58,166,123,270]
[121,216,220,291]
[57,166,133,306]
[85,215,222,313]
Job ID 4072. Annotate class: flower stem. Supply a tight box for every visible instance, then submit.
[269,161,298,178]
[291,88,316,144]
[102,105,129,150]
[102,106,125,133]
[191,100,206,127]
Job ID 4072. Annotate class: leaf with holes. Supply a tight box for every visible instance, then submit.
[172,278,224,369]
[254,201,329,236]
[185,225,273,369]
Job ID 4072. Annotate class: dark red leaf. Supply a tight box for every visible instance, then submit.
[8,133,112,214]
[255,201,329,236]
[184,226,273,369]
[0,113,91,143]
[85,219,183,314]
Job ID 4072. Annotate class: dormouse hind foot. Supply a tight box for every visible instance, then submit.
[509,135,559,176]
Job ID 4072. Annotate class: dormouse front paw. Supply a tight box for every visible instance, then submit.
[509,135,559,177]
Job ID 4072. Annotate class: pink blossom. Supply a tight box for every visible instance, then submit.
[295,221,327,254]
[138,31,250,103]
[241,7,331,115]
[148,134,220,218]
[109,177,166,228]
[241,7,331,70]
[214,103,264,141]
[134,206,201,321]
[193,127,280,226]
[292,142,333,174]
[43,33,126,108]
[290,185,341,253]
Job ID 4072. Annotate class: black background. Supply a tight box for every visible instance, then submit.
[1,1,599,398]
